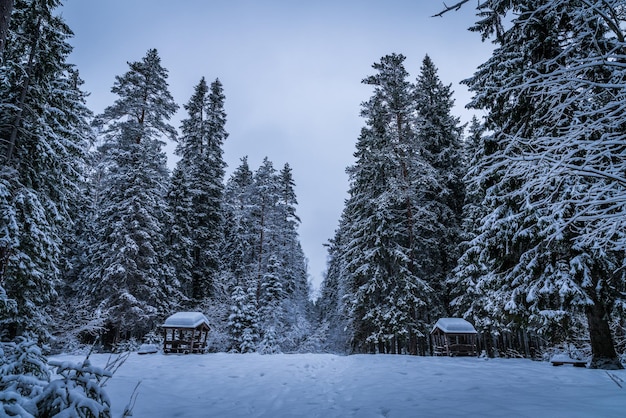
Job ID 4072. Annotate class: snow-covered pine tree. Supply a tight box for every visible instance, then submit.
[316,54,465,355]
[413,54,465,314]
[274,163,312,351]
[447,118,494,332]
[453,0,625,368]
[222,157,256,287]
[222,159,256,350]
[250,157,281,286]
[84,48,180,344]
[165,166,194,300]
[258,255,285,354]
[447,117,519,356]
[0,0,90,339]
[339,54,436,355]
[276,163,301,299]
[251,159,297,350]
[0,0,13,59]
[227,284,259,353]
[222,158,259,349]
[222,157,311,352]
[316,219,352,353]
[172,78,208,303]
[174,77,228,303]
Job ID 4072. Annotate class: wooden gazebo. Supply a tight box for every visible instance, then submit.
[162,312,210,354]
[430,318,478,356]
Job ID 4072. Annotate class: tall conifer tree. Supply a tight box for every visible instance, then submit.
[222,157,256,288]
[173,77,228,303]
[84,49,179,343]
[413,55,465,313]
[165,166,194,300]
[317,54,465,355]
[451,0,625,368]
[341,54,435,354]
[0,0,90,338]
[223,157,311,352]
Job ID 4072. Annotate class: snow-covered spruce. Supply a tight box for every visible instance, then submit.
[453,0,625,369]
[318,53,465,355]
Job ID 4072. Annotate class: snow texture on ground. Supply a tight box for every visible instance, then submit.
[51,353,626,417]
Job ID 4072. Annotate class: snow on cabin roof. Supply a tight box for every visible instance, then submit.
[163,312,210,329]
[431,318,477,334]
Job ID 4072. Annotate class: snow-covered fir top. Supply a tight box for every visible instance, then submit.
[163,312,210,328]
[431,318,477,334]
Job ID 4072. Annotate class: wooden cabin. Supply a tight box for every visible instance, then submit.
[162,312,210,354]
[431,318,478,356]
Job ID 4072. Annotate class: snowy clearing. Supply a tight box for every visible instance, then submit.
[51,353,626,417]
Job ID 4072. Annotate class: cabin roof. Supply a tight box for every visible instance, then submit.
[163,312,210,329]
[431,318,477,334]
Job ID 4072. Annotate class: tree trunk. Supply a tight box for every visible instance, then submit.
[0,0,13,59]
[586,300,623,369]
[409,331,417,355]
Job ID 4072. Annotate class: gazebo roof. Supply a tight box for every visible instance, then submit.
[163,312,210,329]
[431,318,477,334]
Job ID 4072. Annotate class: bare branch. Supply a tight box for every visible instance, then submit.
[432,0,470,17]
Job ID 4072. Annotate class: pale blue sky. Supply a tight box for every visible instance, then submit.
[59,0,493,293]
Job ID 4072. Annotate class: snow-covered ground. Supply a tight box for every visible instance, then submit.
[51,352,626,417]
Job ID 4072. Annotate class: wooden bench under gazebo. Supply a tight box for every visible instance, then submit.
[431,318,478,356]
[162,312,210,354]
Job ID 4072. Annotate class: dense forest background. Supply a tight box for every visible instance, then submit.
[2,0,626,389]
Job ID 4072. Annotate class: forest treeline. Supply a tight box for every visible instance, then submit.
[0,0,312,357]
[316,1,626,371]
[1,0,626,381]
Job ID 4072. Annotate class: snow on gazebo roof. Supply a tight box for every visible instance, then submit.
[431,318,477,334]
[163,312,210,329]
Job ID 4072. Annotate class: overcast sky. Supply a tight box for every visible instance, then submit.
[59,0,493,294]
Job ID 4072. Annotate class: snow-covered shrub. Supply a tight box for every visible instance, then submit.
[258,327,281,355]
[239,328,257,353]
[0,338,132,417]
[227,285,259,353]
[112,338,140,353]
[0,337,50,417]
[37,357,113,417]
[203,297,231,353]
[49,335,97,357]
[207,327,231,353]
[541,343,591,363]
[143,330,162,346]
